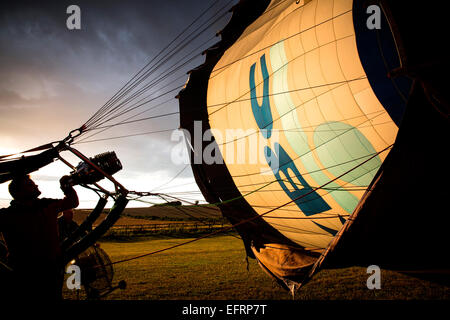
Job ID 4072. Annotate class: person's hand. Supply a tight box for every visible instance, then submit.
[60,175,74,191]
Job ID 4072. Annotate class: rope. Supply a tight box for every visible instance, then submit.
[83,0,236,133]
[105,144,392,266]
[83,0,228,129]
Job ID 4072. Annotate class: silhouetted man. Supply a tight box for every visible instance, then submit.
[58,209,80,242]
[0,174,79,300]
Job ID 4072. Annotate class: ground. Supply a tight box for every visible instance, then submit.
[62,234,450,300]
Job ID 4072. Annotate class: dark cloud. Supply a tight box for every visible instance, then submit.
[0,89,34,107]
[0,0,233,204]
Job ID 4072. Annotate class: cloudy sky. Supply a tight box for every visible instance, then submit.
[0,0,235,208]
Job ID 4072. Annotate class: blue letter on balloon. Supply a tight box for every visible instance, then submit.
[265,143,331,216]
[249,54,273,139]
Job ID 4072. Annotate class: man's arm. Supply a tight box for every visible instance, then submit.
[46,176,79,215]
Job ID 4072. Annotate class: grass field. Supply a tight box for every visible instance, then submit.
[73,205,223,227]
[63,234,450,300]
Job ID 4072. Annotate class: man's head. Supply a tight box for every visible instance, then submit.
[9,175,41,201]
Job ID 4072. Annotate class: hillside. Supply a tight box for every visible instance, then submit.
[73,205,223,227]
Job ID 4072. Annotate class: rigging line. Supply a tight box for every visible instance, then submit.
[161,177,369,194]
[100,34,216,116]
[76,76,365,145]
[84,6,345,131]
[235,165,379,213]
[216,105,380,148]
[211,48,367,112]
[92,111,180,131]
[86,72,180,130]
[81,48,366,140]
[0,260,13,272]
[73,129,177,145]
[162,195,209,203]
[223,168,373,190]
[165,202,240,238]
[83,0,226,128]
[90,77,366,159]
[86,0,291,129]
[178,124,382,195]
[78,98,179,142]
[104,181,351,195]
[173,204,222,219]
[279,120,394,132]
[162,191,203,195]
[84,0,307,130]
[209,8,352,80]
[90,36,215,128]
[115,198,238,239]
[152,190,203,194]
[150,164,190,193]
[154,179,282,212]
[223,148,380,186]
[162,155,380,214]
[78,113,388,145]
[265,212,353,219]
[253,206,351,216]
[257,0,296,16]
[201,0,309,84]
[266,221,333,236]
[91,36,216,129]
[161,192,204,196]
[106,0,232,103]
[253,166,379,215]
[231,187,370,192]
[152,179,318,211]
[165,183,365,212]
[126,197,164,206]
[90,24,235,130]
[88,82,184,128]
[232,111,386,178]
[107,145,391,266]
[284,109,383,130]
[153,193,210,220]
[128,195,348,220]
[209,35,356,113]
[74,95,177,143]
[74,118,391,145]
[85,1,235,129]
[150,193,222,214]
[130,193,356,213]
[154,181,197,191]
[127,195,216,221]
[170,207,234,233]
[208,76,366,115]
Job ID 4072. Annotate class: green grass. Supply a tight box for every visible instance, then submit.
[118,205,222,221]
[63,235,450,300]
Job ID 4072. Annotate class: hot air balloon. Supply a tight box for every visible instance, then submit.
[178,0,449,290]
[0,0,448,297]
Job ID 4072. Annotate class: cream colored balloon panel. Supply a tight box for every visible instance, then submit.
[207,0,398,248]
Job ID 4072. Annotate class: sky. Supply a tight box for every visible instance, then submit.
[0,0,236,208]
